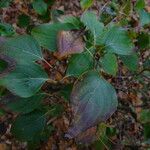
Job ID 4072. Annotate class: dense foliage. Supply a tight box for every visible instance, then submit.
[0,0,150,149]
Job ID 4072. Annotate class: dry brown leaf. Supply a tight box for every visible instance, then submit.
[146,6,150,13]
[75,126,97,144]
[0,144,9,150]
[129,93,143,118]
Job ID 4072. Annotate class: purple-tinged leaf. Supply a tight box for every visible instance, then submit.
[57,31,84,58]
[66,71,118,139]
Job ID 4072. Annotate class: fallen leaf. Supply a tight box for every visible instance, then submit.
[146,6,150,13]
[0,144,9,150]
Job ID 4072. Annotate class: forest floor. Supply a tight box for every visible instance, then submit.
[0,0,150,150]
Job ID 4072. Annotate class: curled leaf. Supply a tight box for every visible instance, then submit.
[57,31,84,58]
[66,71,118,139]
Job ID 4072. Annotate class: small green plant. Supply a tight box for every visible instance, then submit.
[0,0,150,149]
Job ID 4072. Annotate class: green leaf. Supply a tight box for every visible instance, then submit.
[62,16,82,29]
[101,53,118,76]
[27,124,54,149]
[0,35,43,64]
[80,0,94,10]
[95,125,116,150]
[143,123,150,140]
[66,52,93,77]
[95,123,109,150]
[120,53,138,71]
[40,125,55,140]
[0,63,48,98]
[7,94,45,114]
[49,104,64,117]
[97,26,134,55]
[143,58,150,69]
[100,5,116,24]
[137,32,150,49]
[0,59,7,72]
[0,23,14,36]
[59,84,73,101]
[135,0,145,11]
[17,14,30,28]
[0,0,12,8]
[122,0,132,16]
[51,9,64,22]
[81,11,104,42]
[31,23,75,51]
[0,109,5,116]
[11,111,46,141]
[66,71,118,138]
[32,0,48,15]
[139,9,150,26]
[0,86,6,96]
[140,109,150,124]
